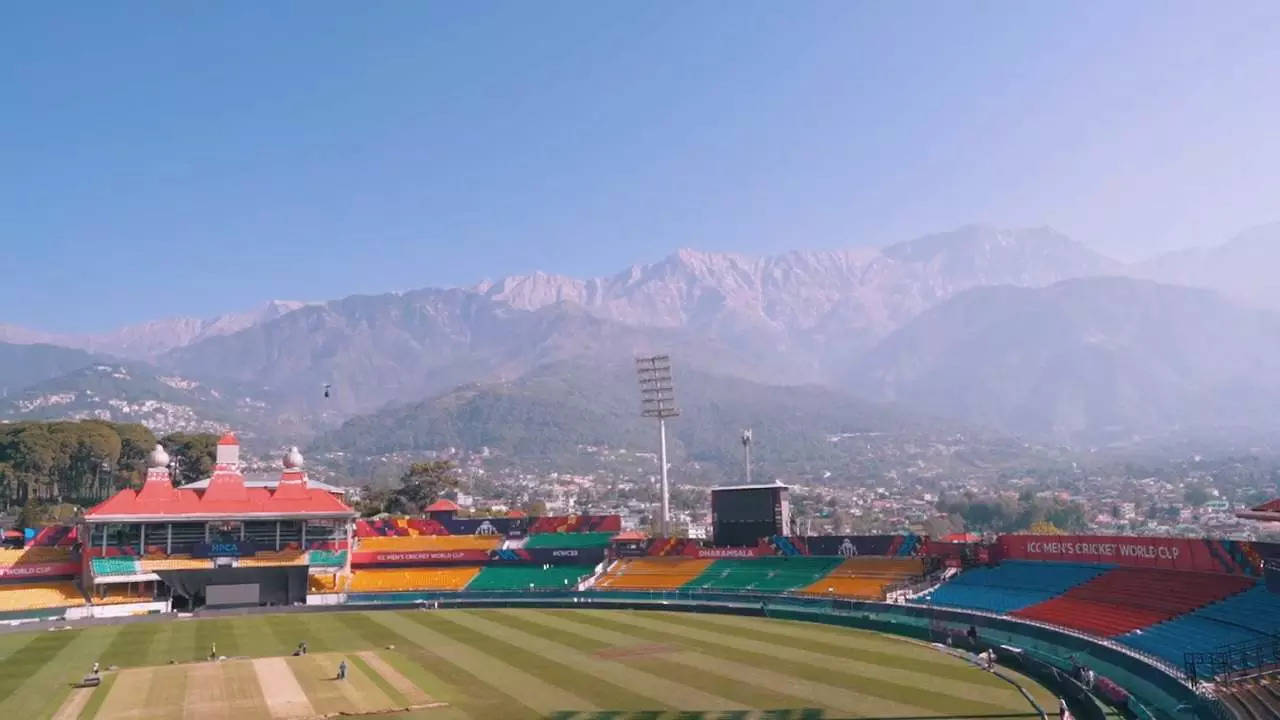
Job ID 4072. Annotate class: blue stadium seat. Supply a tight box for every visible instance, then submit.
[923,561,1110,613]
[1119,584,1280,667]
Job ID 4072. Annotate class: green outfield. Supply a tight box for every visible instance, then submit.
[0,609,1058,720]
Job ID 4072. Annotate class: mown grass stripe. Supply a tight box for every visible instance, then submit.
[0,626,124,719]
[416,611,658,711]
[193,616,220,661]
[450,610,738,711]
[609,610,1027,713]
[558,610,978,717]
[490,610,821,711]
[550,610,917,717]
[98,619,164,668]
[77,670,116,720]
[371,610,594,718]
[0,630,79,699]
[347,652,407,706]
[662,611,991,678]
[652,610,1015,692]
[337,613,489,719]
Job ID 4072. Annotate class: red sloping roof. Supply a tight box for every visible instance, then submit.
[424,499,460,512]
[217,432,238,445]
[85,479,354,520]
[506,509,527,518]
[1252,498,1280,513]
[612,530,648,541]
[273,470,310,500]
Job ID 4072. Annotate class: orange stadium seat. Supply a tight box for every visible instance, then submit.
[0,547,74,566]
[349,566,482,592]
[594,557,715,590]
[138,555,211,572]
[91,583,156,605]
[308,573,348,593]
[236,549,308,567]
[799,557,925,600]
[356,535,502,552]
[0,581,85,610]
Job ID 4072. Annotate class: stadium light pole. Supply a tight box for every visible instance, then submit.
[741,428,752,484]
[636,354,679,537]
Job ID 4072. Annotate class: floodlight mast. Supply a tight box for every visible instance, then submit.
[636,354,679,536]
[742,428,753,484]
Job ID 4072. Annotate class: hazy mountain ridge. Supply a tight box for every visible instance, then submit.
[853,276,1280,443]
[311,360,1040,479]
[1135,222,1280,311]
[0,300,311,359]
[8,224,1280,449]
[0,342,103,394]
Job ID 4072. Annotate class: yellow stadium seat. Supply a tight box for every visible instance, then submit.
[594,557,715,590]
[138,555,211,572]
[236,550,308,567]
[355,535,501,552]
[799,557,925,599]
[349,566,482,592]
[91,583,156,605]
[0,547,73,566]
[0,581,85,610]
[308,573,348,593]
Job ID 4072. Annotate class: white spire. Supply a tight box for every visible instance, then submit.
[148,444,170,469]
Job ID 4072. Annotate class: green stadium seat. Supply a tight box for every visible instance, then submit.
[308,549,347,568]
[91,556,142,576]
[465,565,591,591]
[682,557,844,592]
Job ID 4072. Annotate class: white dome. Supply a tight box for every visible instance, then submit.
[283,446,304,469]
[149,444,170,469]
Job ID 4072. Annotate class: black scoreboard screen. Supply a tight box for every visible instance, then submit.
[711,485,790,547]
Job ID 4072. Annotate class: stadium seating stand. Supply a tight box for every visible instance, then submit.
[923,561,1109,614]
[348,566,481,592]
[594,557,715,590]
[683,557,843,592]
[1013,567,1256,637]
[465,565,591,591]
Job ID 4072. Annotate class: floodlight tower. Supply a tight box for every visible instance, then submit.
[742,428,753,484]
[636,355,679,536]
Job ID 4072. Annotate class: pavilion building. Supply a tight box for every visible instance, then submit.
[82,432,356,609]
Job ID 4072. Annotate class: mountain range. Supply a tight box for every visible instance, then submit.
[0,300,310,359]
[3,223,1279,456]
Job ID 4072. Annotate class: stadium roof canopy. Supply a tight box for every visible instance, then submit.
[710,483,792,491]
[177,474,347,496]
[1236,498,1280,522]
[85,436,355,523]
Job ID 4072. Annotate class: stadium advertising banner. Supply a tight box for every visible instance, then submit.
[191,540,257,558]
[440,517,527,538]
[0,562,79,578]
[998,534,1257,574]
[690,545,768,558]
[803,535,898,557]
[352,549,491,565]
[489,548,606,565]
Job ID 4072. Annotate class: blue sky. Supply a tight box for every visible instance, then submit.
[3,2,1279,333]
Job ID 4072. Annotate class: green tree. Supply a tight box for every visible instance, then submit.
[390,460,459,513]
[160,433,219,486]
[1184,486,1211,507]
